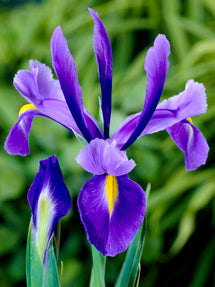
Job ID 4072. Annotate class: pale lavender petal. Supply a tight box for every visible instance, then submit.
[29,60,65,101]
[167,120,209,170]
[4,109,39,156]
[78,174,145,256]
[51,26,92,142]
[103,141,136,176]
[157,80,207,117]
[122,34,170,150]
[89,8,113,138]
[76,138,135,176]
[14,60,64,106]
[76,138,107,175]
[28,155,71,264]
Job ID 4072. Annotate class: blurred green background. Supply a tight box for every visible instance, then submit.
[0,0,214,286]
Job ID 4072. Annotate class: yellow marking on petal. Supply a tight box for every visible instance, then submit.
[37,188,55,262]
[187,117,193,124]
[105,175,118,215]
[18,104,37,116]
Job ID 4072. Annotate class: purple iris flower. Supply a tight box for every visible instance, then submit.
[5,9,209,256]
[28,155,71,265]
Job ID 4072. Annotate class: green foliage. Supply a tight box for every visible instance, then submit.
[26,222,59,287]
[0,0,214,286]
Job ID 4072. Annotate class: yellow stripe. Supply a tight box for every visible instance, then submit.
[187,117,193,124]
[19,104,37,116]
[105,175,118,215]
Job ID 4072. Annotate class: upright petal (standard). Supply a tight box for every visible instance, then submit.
[89,8,113,139]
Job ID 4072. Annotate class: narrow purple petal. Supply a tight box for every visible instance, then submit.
[121,34,170,150]
[4,109,39,156]
[89,8,113,139]
[167,120,209,170]
[27,155,71,264]
[76,138,135,176]
[51,26,93,142]
[78,174,145,256]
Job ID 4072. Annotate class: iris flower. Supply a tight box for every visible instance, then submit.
[5,9,209,256]
[28,155,71,265]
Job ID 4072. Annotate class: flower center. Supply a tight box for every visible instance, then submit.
[105,175,118,215]
[19,103,37,116]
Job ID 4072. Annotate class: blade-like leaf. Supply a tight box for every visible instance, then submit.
[26,222,43,287]
[43,242,60,287]
[115,183,150,287]
[114,219,146,287]
[26,221,60,287]
[90,245,106,287]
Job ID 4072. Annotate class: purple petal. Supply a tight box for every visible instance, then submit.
[7,60,103,155]
[111,113,140,148]
[158,80,207,115]
[27,155,71,264]
[89,8,113,139]
[167,120,209,170]
[13,60,84,134]
[4,108,39,156]
[78,174,145,256]
[51,26,93,142]
[14,60,64,106]
[121,34,170,150]
[141,80,207,136]
[4,101,83,156]
[76,138,135,176]
[112,80,207,147]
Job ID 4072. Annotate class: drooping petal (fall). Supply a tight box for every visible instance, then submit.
[121,34,170,150]
[27,155,71,265]
[76,138,135,176]
[4,108,39,156]
[78,174,145,256]
[89,8,113,139]
[51,26,93,142]
[167,120,209,170]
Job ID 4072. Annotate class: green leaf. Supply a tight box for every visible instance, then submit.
[26,222,43,287]
[90,245,106,287]
[114,184,150,287]
[26,221,60,287]
[43,242,60,287]
[114,219,146,287]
